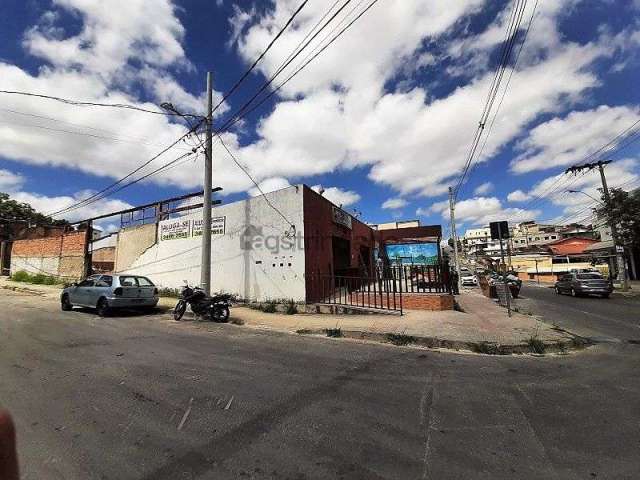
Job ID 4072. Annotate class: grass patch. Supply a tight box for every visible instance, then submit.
[230,317,245,326]
[261,300,277,313]
[157,287,180,298]
[470,342,502,355]
[11,270,61,285]
[384,333,416,346]
[324,327,342,338]
[527,336,546,354]
[285,299,298,315]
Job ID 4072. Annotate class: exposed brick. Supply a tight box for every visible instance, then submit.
[349,292,454,311]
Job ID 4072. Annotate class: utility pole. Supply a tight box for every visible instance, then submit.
[448,187,461,289]
[201,72,214,295]
[566,160,628,290]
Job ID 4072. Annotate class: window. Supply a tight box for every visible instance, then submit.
[136,276,154,287]
[119,276,138,287]
[551,235,557,240]
[577,273,603,280]
[95,276,113,287]
[78,279,94,287]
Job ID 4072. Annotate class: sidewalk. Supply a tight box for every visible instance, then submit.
[1,277,582,355]
[161,292,581,354]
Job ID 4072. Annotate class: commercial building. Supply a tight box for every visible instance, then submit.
[6,185,449,309]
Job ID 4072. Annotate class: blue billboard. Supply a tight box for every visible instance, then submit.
[385,242,439,265]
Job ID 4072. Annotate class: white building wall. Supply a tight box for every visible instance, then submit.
[120,186,306,302]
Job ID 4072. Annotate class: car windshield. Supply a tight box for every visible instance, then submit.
[577,273,604,280]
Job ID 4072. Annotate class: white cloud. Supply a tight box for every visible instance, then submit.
[431,196,541,226]
[10,189,132,224]
[507,189,532,202]
[311,185,360,207]
[511,105,640,173]
[0,0,231,194]
[0,169,24,191]
[248,177,291,197]
[382,197,408,210]
[473,182,493,195]
[227,0,629,200]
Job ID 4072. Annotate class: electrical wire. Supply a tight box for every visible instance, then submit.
[453,0,528,199]
[0,89,201,118]
[216,134,296,234]
[209,0,310,117]
[215,0,380,136]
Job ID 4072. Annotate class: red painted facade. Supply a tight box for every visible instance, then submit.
[546,237,598,256]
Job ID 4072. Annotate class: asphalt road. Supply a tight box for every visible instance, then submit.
[1,290,640,480]
[514,283,640,343]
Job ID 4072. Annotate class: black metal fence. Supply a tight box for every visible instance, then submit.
[308,265,450,314]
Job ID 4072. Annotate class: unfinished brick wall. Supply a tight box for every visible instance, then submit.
[10,230,88,280]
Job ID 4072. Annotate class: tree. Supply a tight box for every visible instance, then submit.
[596,188,640,247]
[0,192,67,227]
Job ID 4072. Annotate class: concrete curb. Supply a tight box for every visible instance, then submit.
[293,327,591,355]
[1,285,49,296]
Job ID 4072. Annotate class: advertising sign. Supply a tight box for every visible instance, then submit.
[192,216,226,237]
[385,243,439,265]
[160,219,191,241]
[332,206,352,229]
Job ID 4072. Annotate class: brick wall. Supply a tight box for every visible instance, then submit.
[10,230,88,279]
[349,292,454,311]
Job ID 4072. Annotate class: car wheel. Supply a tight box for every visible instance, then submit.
[570,288,578,297]
[601,293,610,299]
[96,298,110,317]
[61,294,73,311]
[554,286,561,295]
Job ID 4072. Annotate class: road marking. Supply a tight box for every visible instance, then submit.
[420,373,435,480]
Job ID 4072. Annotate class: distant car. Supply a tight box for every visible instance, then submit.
[554,272,613,298]
[461,273,478,286]
[61,274,159,316]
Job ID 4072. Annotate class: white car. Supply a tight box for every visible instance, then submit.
[461,273,478,286]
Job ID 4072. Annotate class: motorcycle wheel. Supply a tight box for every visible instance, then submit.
[173,300,187,321]
[211,305,230,323]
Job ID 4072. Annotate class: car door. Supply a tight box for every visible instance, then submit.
[89,275,112,306]
[557,274,569,293]
[69,277,96,305]
[118,275,140,301]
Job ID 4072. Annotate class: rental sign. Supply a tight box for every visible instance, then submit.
[160,216,226,241]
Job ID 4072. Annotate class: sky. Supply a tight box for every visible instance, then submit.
[0,0,639,235]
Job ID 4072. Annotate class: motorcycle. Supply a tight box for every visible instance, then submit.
[173,282,231,322]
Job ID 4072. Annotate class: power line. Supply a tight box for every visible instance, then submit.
[46,126,203,217]
[39,1,314,219]
[472,0,539,175]
[43,0,379,218]
[0,89,201,118]
[453,0,528,199]
[212,0,360,135]
[216,0,380,136]
[216,135,296,233]
[209,0,310,117]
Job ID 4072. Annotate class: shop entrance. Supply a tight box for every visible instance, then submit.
[331,236,351,275]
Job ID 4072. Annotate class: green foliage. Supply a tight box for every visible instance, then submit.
[0,192,68,226]
[11,270,30,282]
[11,270,60,285]
[157,287,180,298]
[261,300,277,313]
[595,188,640,247]
[527,336,546,354]
[285,299,298,315]
[384,333,416,346]
[324,327,342,338]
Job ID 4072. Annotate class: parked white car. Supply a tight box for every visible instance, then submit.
[461,273,478,286]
